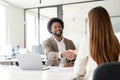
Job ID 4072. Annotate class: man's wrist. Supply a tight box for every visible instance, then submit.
[59,52,66,58]
[59,52,62,58]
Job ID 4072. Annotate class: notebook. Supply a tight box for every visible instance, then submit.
[17,54,44,70]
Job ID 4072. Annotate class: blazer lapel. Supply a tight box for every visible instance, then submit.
[50,36,58,51]
[63,38,69,50]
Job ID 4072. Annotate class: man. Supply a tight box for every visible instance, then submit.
[42,18,76,67]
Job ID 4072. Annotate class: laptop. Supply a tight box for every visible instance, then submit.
[17,54,44,70]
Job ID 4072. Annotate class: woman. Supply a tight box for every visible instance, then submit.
[73,6,120,80]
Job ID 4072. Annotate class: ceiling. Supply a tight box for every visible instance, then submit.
[2,0,97,9]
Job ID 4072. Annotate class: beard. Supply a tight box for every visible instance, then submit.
[52,30,63,37]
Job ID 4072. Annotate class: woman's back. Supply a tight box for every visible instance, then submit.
[88,6,120,64]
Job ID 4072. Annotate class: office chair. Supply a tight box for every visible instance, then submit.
[31,44,44,55]
[93,62,120,80]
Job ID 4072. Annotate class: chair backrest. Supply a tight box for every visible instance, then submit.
[93,62,120,80]
[31,44,44,55]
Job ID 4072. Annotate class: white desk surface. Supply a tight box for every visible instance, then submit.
[0,65,74,80]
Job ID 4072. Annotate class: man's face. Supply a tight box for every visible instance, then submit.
[51,22,63,37]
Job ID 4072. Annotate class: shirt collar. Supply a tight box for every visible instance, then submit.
[53,35,64,43]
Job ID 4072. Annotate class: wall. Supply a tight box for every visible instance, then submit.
[0,1,24,48]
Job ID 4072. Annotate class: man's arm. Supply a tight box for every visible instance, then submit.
[42,40,60,66]
[42,40,59,59]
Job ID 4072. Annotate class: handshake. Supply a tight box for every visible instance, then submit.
[61,50,77,60]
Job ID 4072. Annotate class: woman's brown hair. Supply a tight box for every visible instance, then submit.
[88,6,120,64]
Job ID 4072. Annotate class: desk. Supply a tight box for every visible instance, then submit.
[0,58,18,65]
[0,56,46,65]
[0,65,74,80]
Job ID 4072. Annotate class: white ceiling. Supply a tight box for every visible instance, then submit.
[3,0,95,9]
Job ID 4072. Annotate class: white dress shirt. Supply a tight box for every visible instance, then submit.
[53,36,66,52]
[53,36,66,66]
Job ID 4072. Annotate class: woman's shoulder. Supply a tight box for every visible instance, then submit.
[80,35,89,47]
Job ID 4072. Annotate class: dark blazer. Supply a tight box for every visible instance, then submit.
[42,36,76,66]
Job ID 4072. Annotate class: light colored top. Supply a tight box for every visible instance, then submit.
[74,35,120,80]
[53,36,67,66]
[54,36,66,52]
[53,36,66,58]
[74,35,97,80]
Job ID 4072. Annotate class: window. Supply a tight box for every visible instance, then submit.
[63,4,85,49]
[111,16,120,43]
[39,7,57,44]
[0,5,7,56]
[25,9,38,51]
[25,7,57,51]
[0,5,6,46]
